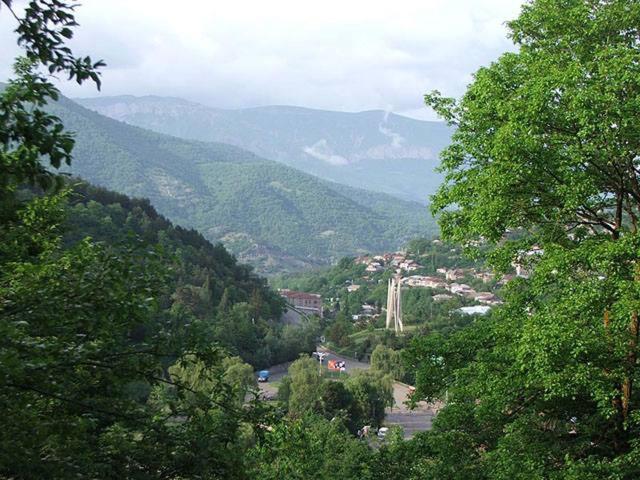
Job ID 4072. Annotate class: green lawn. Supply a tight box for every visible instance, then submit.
[326,324,422,359]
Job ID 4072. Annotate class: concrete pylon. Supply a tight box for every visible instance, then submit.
[385,275,403,334]
[385,278,393,329]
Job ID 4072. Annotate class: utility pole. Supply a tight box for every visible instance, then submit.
[313,351,327,375]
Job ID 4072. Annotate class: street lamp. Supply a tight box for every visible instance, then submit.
[312,351,328,374]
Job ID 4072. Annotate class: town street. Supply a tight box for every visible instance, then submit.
[258,347,436,439]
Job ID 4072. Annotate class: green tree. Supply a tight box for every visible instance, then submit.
[427,0,640,250]
[0,2,104,197]
[286,355,324,417]
[223,356,258,405]
[344,370,394,429]
[0,3,255,478]
[167,353,257,407]
[248,414,375,480]
[1,191,258,478]
[320,380,358,432]
[277,374,292,408]
[326,312,353,347]
[411,0,640,477]
[371,344,405,381]
[214,303,261,365]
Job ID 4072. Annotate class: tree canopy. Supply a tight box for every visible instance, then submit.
[428,0,640,248]
[408,0,640,477]
[0,2,304,477]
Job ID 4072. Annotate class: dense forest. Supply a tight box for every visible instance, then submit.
[61,181,319,368]
[4,0,640,479]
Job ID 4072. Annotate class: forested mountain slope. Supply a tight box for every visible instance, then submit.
[45,95,436,273]
[76,95,452,202]
[60,181,317,367]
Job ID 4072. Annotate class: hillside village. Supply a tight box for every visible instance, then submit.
[275,237,533,333]
[347,245,505,320]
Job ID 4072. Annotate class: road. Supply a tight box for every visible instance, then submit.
[258,347,436,439]
[256,360,291,399]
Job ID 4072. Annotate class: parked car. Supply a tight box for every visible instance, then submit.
[257,370,270,382]
[377,427,389,439]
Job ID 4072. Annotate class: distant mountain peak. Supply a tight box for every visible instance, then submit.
[76,94,452,202]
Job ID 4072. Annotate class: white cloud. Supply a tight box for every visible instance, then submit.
[303,140,349,166]
[0,0,523,119]
[379,109,405,147]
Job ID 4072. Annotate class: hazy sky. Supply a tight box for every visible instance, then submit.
[0,0,523,120]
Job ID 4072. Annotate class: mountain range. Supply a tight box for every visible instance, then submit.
[75,96,451,203]
[44,95,438,273]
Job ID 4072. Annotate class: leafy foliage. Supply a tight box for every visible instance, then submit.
[59,181,321,369]
[248,414,375,480]
[278,356,394,433]
[408,0,640,477]
[0,0,103,194]
[428,0,640,250]
[370,344,405,381]
[0,3,313,477]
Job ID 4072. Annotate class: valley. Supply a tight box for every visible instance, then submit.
[44,95,438,274]
[4,0,636,476]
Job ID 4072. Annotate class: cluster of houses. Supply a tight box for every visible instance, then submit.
[280,243,538,324]
[353,251,506,317]
[402,268,502,306]
[357,252,422,274]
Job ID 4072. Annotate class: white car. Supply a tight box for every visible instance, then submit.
[377,427,389,439]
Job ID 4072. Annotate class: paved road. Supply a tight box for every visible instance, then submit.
[316,345,370,371]
[258,347,436,439]
[385,382,435,438]
[318,347,435,438]
[256,361,291,399]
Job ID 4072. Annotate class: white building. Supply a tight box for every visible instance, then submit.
[473,292,501,305]
[457,305,491,315]
[449,283,475,296]
[365,262,384,273]
[399,260,421,272]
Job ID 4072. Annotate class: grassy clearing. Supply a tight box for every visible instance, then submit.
[326,324,422,359]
